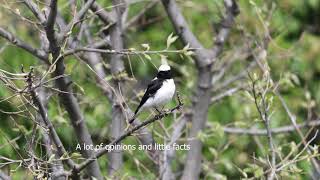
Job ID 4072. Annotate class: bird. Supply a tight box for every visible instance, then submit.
[129,64,175,124]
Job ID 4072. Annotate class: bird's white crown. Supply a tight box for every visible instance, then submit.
[158,64,171,71]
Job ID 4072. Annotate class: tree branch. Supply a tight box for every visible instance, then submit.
[0,27,48,62]
[160,116,187,180]
[223,119,320,135]
[0,171,10,180]
[108,0,126,174]
[211,0,239,58]
[124,0,159,30]
[44,1,103,178]
[61,0,96,39]
[89,1,115,25]
[161,0,211,67]
[23,0,46,25]
[27,71,77,170]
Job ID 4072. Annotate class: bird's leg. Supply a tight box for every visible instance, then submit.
[153,107,163,119]
[154,107,161,114]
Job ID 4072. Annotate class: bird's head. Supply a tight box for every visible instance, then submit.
[157,64,172,79]
[158,64,171,72]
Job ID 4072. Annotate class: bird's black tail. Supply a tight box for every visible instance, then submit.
[129,117,135,124]
[129,105,142,124]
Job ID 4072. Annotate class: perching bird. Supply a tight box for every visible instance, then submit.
[129,64,175,124]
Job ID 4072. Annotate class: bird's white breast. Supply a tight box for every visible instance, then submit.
[143,79,175,108]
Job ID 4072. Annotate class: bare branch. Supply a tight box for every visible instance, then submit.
[223,119,320,135]
[46,0,58,44]
[89,1,115,24]
[211,85,244,104]
[0,27,48,62]
[0,171,10,180]
[61,0,96,39]
[160,116,187,180]
[23,0,46,25]
[108,0,126,174]
[168,0,239,179]
[124,0,159,30]
[28,74,76,170]
[63,47,192,57]
[211,0,239,58]
[44,1,103,178]
[161,0,211,67]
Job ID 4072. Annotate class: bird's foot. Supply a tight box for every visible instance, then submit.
[155,114,162,119]
[154,107,162,114]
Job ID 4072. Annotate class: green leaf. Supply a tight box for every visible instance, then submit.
[185,50,194,56]
[48,154,55,163]
[71,152,82,159]
[141,43,150,51]
[182,43,190,52]
[48,53,53,64]
[144,53,152,60]
[166,33,178,49]
[254,167,264,178]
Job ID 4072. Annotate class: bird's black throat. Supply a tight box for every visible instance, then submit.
[157,70,172,79]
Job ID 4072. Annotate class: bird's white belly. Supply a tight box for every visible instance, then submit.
[143,79,175,108]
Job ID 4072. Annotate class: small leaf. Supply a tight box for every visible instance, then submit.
[48,53,53,64]
[48,154,55,163]
[209,147,218,158]
[144,53,152,60]
[71,152,82,159]
[182,43,190,52]
[290,73,300,85]
[249,0,256,6]
[254,167,264,178]
[141,43,150,51]
[60,152,69,159]
[37,173,43,179]
[185,50,194,56]
[15,9,20,15]
[305,91,311,101]
[166,33,178,49]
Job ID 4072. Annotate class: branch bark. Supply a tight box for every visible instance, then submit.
[88,1,115,25]
[61,0,97,39]
[44,1,103,179]
[160,116,187,180]
[0,27,48,62]
[107,0,127,175]
[223,119,320,135]
[23,0,46,25]
[161,0,239,179]
[30,85,75,178]
[35,88,66,180]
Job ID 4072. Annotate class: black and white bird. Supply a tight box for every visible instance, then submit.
[129,64,175,124]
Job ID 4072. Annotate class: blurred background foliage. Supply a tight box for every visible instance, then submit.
[0,0,320,179]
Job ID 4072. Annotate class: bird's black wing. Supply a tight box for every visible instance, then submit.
[134,78,163,114]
